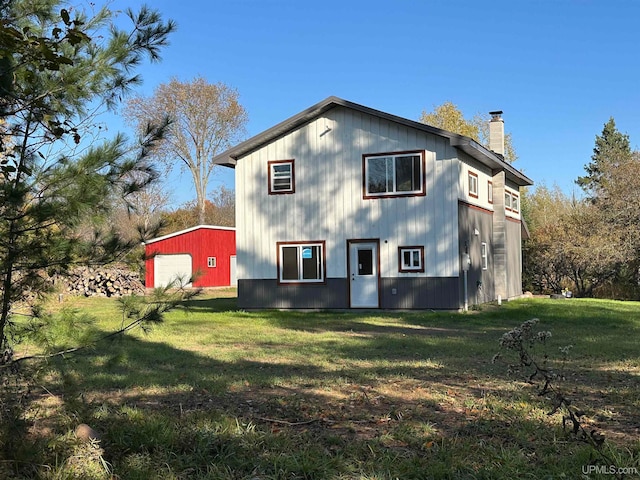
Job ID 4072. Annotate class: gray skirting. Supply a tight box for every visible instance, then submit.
[238,277,460,310]
[379,277,460,309]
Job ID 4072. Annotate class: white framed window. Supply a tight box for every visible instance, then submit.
[488,181,493,204]
[268,159,295,194]
[207,257,217,268]
[398,246,425,273]
[363,151,425,198]
[505,190,519,213]
[481,243,488,270]
[277,241,325,283]
[504,192,512,210]
[468,171,479,198]
[511,193,519,213]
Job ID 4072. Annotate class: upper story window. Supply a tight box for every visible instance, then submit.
[505,190,519,213]
[468,171,479,199]
[277,241,325,284]
[268,160,295,194]
[504,192,512,210]
[468,170,478,198]
[488,181,494,204]
[398,246,425,273]
[363,150,425,198]
[511,193,519,213]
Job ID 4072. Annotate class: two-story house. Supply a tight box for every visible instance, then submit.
[214,97,533,310]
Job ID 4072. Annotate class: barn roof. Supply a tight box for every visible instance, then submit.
[144,224,235,245]
[213,96,533,187]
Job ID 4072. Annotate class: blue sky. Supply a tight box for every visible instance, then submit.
[109,0,640,207]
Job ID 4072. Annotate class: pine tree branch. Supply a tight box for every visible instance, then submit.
[0,290,198,369]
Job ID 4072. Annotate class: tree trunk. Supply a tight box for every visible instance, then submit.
[0,124,30,348]
[198,195,206,225]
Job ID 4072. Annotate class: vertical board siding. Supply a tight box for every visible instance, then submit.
[236,106,461,279]
[145,227,236,288]
[235,106,466,309]
[458,203,496,305]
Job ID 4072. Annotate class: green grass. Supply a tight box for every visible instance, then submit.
[3,292,640,479]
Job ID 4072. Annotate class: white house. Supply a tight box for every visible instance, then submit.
[214,97,533,309]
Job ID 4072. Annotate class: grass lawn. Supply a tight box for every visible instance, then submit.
[2,290,640,479]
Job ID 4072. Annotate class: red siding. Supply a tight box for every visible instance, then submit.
[145,227,236,288]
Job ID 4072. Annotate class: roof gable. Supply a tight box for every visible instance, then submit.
[214,96,533,187]
[145,224,235,245]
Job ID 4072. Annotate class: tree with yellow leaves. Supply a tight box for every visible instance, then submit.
[419,101,518,163]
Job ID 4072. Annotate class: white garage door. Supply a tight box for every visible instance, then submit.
[154,254,192,288]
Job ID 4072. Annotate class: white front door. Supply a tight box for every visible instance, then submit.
[349,241,379,308]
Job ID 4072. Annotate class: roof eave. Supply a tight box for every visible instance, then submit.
[451,137,533,187]
[212,96,458,168]
[213,96,346,168]
[144,224,236,245]
[214,96,533,188]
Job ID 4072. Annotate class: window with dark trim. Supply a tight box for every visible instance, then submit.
[277,241,325,283]
[488,181,493,204]
[468,171,479,198]
[398,246,425,273]
[504,190,520,213]
[363,151,425,198]
[504,192,512,211]
[268,160,295,194]
[511,193,519,213]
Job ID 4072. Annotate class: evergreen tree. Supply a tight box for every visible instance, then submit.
[574,118,640,298]
[577,117,632,200]
[0,1,175,354]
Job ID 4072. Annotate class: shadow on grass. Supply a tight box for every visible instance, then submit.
[5,296,639,478]
[99,296,640,414]
[29,335,619,480]
[182,295,238,312]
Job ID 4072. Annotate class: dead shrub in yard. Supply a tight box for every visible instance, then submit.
[493,318,627,478]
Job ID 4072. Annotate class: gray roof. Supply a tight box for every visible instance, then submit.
[213,96,533,187]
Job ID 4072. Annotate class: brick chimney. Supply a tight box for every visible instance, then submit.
[489,111,504,156]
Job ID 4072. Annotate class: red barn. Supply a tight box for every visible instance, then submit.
[144,225,236,288]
